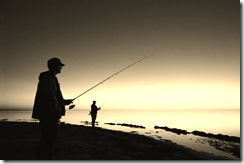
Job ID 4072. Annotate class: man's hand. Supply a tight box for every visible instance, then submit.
[64,99,73,105]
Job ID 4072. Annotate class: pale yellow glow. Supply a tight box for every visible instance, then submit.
[69,81,239,110]
[1,68,239,111]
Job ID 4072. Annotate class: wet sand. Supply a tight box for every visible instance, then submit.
[0,121,236,160]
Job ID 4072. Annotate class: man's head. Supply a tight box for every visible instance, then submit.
[47,57,65,74]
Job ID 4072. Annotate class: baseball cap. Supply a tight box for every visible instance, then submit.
[47,57,65,67]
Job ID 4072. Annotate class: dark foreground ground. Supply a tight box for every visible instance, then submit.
[0,121,236,160]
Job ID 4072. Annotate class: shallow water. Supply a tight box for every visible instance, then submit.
[0,109,240,159]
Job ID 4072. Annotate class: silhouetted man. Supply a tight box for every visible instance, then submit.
[90,100,101,127]
[32,57,72,160]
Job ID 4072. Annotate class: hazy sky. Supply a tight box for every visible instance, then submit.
[0,0,240,110]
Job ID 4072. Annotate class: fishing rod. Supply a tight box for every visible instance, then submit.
[73,54,153,101]
[99,100,106,108]
[69,54,154,109]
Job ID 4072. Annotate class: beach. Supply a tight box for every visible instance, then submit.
[0,121,238,160]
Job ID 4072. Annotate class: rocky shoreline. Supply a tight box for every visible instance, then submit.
[103,123,240,159]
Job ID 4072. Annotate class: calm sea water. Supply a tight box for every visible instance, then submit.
[0,109,240,159]
[0,109,240,136]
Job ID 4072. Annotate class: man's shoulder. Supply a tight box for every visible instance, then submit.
[40,70,50,75]
[39,71,55,80]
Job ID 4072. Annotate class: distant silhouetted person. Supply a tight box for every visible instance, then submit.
[90,100,101,127]
[32,57,72,160]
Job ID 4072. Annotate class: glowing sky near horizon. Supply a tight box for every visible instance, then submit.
[0,0,240,110]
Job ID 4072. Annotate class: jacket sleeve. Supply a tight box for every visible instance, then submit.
[48,79,62,117]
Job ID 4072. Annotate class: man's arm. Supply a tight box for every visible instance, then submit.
[64,99,73,105]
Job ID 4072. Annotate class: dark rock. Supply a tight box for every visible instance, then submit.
[191,130,240,143]
[154,126,189,135]
[117,123,146,129]
[104,123,116,125]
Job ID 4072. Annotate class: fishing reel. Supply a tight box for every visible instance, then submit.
[69,102,75,110]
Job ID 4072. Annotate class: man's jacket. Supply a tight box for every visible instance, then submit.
[32,71,65,120]
[91,104,100,114]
